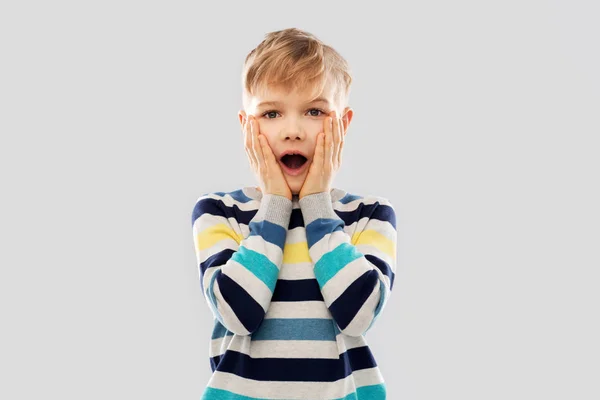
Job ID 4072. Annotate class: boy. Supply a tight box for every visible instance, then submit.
[191,28,397,400]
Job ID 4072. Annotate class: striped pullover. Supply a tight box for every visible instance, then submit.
[191,186,397,400]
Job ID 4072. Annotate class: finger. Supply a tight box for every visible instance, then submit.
[335,116,343,167]
[244,117,256,168]
[250,117,265,172]
[314,131,324,172]
[259,134,278,174]
[338,124,344,166]
[332,113,341,169]
[325,115,333,172]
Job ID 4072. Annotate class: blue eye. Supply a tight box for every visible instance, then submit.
[308,108,325,117]
[261,108,326,119]
[263,111,279,119]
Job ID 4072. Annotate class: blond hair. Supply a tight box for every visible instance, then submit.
[241,28,352,111]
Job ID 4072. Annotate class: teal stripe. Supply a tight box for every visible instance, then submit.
[251,318,337,341]
[352,383,387,399]
[314,242,363,288]
[231,245,279,292]
[201,387,261,400]
[202,383,387,400]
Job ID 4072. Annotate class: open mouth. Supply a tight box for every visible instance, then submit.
[279,154,308,175]
[280,154,308,169]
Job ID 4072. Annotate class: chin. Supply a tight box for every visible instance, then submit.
[285,181,302,196]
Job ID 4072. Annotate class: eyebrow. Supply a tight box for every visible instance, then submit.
[256,97,330,109]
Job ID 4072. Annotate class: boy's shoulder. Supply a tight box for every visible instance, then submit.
[192,186,395,216]
[339,189,395,209]
[192,187,253,206]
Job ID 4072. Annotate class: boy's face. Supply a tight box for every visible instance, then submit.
[239,82,353,195]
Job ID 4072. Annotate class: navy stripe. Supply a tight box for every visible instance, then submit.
[329,270,379,330]
[192,196,258,228]
[335,201,396,230]
[216,272,265,333]
[210,346,376,381]
[272,279,323,301]
[199,248,235,279]
[193,196,395,233]
[365,253,395,290]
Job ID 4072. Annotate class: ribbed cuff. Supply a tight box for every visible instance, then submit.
[251,193,293,227]
[298,191,340,226]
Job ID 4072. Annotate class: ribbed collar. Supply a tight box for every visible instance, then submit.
[241,186,347,204]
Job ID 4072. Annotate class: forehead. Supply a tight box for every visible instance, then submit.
[250,81,336,109]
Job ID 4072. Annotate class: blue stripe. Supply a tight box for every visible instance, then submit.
[248,219,288,250]
[305,217,345,249]
[210,346,376,382]
[314,242,363,288]
[251,318,337,341]
[231,246,279,292]
[211,319,234,339]
[329,270,379,330]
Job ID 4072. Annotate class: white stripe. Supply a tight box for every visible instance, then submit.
[285,226,307,241]
[209,334,236,357]
[279,262,314,280]
[210,330,370,358]
[206,370,366,399]
[265,301,332,319]
[242,339,340,359]
[352,366,386,388]
[335,333,368,353]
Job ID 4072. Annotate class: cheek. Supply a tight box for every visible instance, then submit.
[257,123,276,141]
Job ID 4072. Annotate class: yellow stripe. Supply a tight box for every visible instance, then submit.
[352,229,396,259]
[195,223,243,251]
[282,241,311,264]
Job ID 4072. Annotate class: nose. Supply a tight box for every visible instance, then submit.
[280,119,306,141]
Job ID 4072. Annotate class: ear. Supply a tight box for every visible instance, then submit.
[341,107,353,136]
[238,110,247,130]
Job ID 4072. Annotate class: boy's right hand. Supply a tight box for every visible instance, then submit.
[243,115,292,201]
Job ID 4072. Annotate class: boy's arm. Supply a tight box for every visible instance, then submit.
[191,193,292,336]
[299,191,397,337]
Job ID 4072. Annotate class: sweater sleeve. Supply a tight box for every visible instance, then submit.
[298,191,397,337]
[191,192,292,336]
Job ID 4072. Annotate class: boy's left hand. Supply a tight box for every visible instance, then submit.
[299,111,344,199]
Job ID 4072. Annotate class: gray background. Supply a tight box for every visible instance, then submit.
[1,0,599,399]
